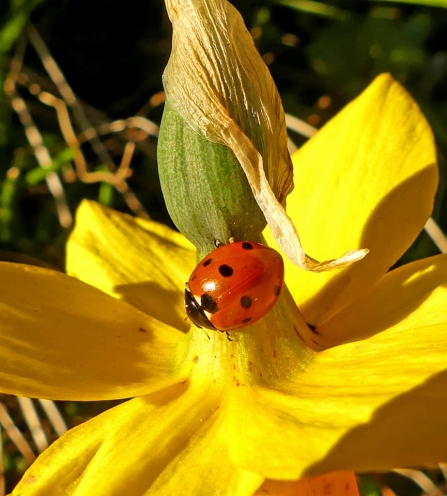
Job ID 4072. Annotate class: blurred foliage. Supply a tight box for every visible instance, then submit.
[1,0,447,494]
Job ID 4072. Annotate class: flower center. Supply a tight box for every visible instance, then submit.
[182,284,318,391]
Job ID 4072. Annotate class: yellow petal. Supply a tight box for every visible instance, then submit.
[67,200,196,331]
[13,384,263,496]
[228,370,447,478]
[266,73,438,325]
[0,262,186,400]
[255,472,359,496]
[228,256,447,476]
[316,253,447,347]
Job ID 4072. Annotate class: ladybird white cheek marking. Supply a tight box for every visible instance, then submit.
[203,310,214,320]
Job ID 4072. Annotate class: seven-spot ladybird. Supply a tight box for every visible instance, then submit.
[185,241,284,332]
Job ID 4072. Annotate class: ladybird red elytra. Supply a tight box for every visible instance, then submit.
[185,241,284,332]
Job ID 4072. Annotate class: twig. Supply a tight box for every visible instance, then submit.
[393,468,445,496]
[4,33,72,227]
[17,397,48,453]
[38,400,67,437]
[424,217,447,254]
[26,23,150,218]
[285,113,318,139]
[0,403,36,464]
[26,23,114,170]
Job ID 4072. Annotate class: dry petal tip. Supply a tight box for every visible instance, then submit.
[303,248,370,273]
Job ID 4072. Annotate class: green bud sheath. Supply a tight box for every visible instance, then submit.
[158,100,266,257]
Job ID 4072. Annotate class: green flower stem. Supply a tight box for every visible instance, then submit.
[158,100,266,258]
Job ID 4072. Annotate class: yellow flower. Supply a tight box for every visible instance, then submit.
[0,73,446,495]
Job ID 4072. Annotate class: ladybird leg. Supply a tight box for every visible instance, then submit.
[202,328,211,340]
[214,237,235,247]
[225,331,233,342]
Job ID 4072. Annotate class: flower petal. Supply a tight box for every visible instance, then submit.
[67,200,196,330]
[13,384,263,496]
[227,255,447,477]
[0,262,186,400]
[315,253,447,347]
[228,367,447,478]
[266,73,438,325]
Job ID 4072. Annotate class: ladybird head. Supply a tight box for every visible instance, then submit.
[184,286,217,331]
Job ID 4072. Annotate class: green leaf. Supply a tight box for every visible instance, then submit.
[357,475,383,496]
[98,181,114,207]
[273,0,351,20]
[25,148,75,185]
[370,0,447,6]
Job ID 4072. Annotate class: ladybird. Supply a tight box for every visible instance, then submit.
[185,241,284,332]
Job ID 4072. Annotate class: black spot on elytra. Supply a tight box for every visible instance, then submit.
[242,242,253,250]
[242,317,252,324]
[203,258,212,267]
[219,264,233,277]
[240,295,252,309]
[201,293,218,313]
[273,285,281,296]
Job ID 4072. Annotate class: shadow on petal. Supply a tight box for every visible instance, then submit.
[305,370,447,476]
[0,262,188,401]
[315,253,447,347]
[301,166,438,335]
[227,366,447,479]
[13,381,262,496]
[114,280,189,332]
